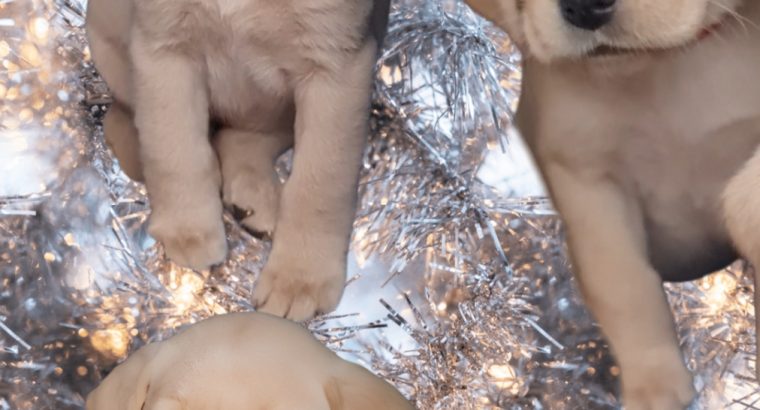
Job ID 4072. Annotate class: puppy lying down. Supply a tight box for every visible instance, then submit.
[86,313,414,410]
[466,0,760,408]
[86,0,389,321]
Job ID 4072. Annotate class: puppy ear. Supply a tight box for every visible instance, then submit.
[323,363,415,410]
[86,343,161,410]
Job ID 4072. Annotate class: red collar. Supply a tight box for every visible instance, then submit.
[696,16,729,41]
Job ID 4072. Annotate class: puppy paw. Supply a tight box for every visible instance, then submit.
[252,246,346,321]
[222,170,280,236]
[622,348,695,410]
[149,204,228,271]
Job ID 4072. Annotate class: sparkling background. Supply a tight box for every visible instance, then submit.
[0,0,758,408]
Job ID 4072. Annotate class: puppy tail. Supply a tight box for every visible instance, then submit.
[323,363,415,410]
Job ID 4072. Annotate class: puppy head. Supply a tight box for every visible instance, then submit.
[86,343,161,410]
[324,362,415,410]
[466,0,744,62]
[85,313,415,410]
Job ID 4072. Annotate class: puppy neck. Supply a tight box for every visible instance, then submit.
[526,53,654,83]
[524,0,759,80]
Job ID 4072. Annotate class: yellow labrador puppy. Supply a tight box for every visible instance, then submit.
[465,0,760,409]
[86,0,389,321]
[86,313,414,410]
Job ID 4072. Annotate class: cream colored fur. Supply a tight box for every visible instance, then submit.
[85,313,414,410]
[86,0,389,321]
[465,0,760,409]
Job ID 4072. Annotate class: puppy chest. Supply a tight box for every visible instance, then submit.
[623,41,760,235]
[615,90,760,278]
[616,121,759,278]
[139,0,370,67]
[529,53,760,280]
[137,0,371,123]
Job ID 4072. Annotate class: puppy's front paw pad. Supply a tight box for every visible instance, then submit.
[241,211,277,237]
[623,356,695,410]
[252,259,346,322]
[223,173,280,235]
[150,216,228,271]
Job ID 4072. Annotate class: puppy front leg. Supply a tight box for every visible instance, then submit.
[723,146,760,383]
[252,41,377,321]
[131,32,227,270]
[545,164,695,410]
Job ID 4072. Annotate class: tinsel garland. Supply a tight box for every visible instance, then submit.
[0,0,757,408]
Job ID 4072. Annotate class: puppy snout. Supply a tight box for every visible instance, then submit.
[560,0,616,31]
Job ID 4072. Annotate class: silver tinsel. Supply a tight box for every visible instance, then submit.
[0,0,758,409]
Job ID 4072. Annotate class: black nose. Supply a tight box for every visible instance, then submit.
[560,0,616,31]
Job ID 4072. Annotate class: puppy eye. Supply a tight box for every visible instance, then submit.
[516,0,525,11]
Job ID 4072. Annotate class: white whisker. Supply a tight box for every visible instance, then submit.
[709,0,759,33]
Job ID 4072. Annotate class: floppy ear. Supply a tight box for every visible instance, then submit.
[86,343,161,410]
[323,363,415,410]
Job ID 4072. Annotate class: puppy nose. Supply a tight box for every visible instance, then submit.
[560,0,616,31]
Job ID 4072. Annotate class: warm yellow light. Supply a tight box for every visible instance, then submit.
[19,108,33,122]
[705,271,737,311]
[64,233,77,247]
[90,328,130,359]
[20,43,42,67]
[28,17,49,44]
[0,41,9,58]
[487,363,522,396]
[171,270,205,313]
[379,64,403,86]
